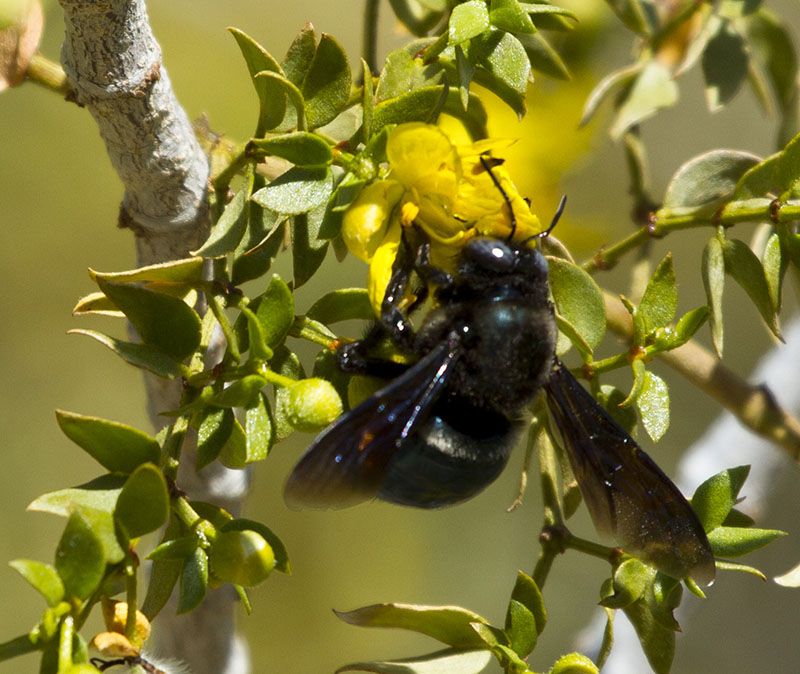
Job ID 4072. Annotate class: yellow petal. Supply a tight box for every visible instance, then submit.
[342,180,403,262]
[387,123,460,192]
[90,632,139,658]
[101,598,151,649]
[367,217,403,317]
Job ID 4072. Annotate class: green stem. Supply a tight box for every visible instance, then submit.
[289,317,338,348]
[25,53,72,96]
[362,0,380,75]
[162,415,190,481]
[173,496,203,531]
[125,565,138,641]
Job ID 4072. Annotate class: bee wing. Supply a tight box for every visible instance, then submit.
[284,340,460,510]
[545,359,716,586]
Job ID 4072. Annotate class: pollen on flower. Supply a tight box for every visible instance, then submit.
[400,201,420,226]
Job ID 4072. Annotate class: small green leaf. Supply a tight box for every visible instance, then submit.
[336,648,492,674]
[635,369,670,442]
[209,375,268,408]
[232,217,285,285]
[715,559,766,579]
[55,411,160,474]
[241,306,274,362]
[335,604,490,649]
[254,70,308,131]
[282,24,317,86]
[193,186,249,258]
[250,132,333,167]
[292,204,330,288]
[579,64,642,127]
[89,258,205,284]
[701,236,726,356]
[141,518,183,620]
[672,306,710,347]
[467,29,530,117]
[375,48,441,103]
[229,28,287,135]
[663,150,760,210]
[721,238,782,340]
[622,595,675,674]
[602,0,657,35]
[68,329,183,378]
[691,465,751,531]
[96,279,202,361]
[610,60,678,140]
[733,151,778,198]
[548,257,606,353]
[489,0,536,34]
[244,392,274,463]
[306,288,373,324]
[388,0,446,37]
[707,526,786,557]
[702,20,749,111]
[302,34,352,130]
[29,474,125,517]
[449,0,490,45]
[639,254,678,332]
[256,275,295,348]
[219,417,248,469]
[178,547,208,613]
[762,232,785,311]
[114,464,169,539]
[8,560,65,607]
[645,573,682,632]
[272,346,306,440]
[147,536,199,561]
[509,571,546,635]
[196,407,234,470]
[252,167,334,216]
[55,511,105,600]
[222,518,290,574]
[505,600,536,658]
[370,86,447,138]
[601,558,648,608]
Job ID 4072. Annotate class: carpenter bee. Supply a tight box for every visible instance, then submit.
[285,175,715,585]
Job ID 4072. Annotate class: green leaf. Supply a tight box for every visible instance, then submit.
[250,132,333,167]
[272,346,306,440]
[489,0,536,34]
[8,560,64,607]
[775,130,800,199]
[370,86,447,138]
[335,604,490,649]
[548,257,606,353]
[602,0,657,35]
[241,306,274,362]
[209,375,268,408]
[388,0,446,37]
[517,31,570,81]
[196,407,234,470]
[707,526,786,557]
[252,166,334,216]
[762,232,785,311]
[504,599,536,658]
[601,558,648,609]
[254,70,308,131]
[733,151,778,198]
[375,48,442,103]
[282,24,317,86]
[178,547,208,613]
[622,595,675,674]
[672,306,710,347]
[509,570,546,635]
[639,254,678,332]
[232,218,286,285]
[610,60,678,140]
[449,0,490,45]
[336,648,492,674]
[55,411,160,474]
[702,20,749,111]
[68,329,183,378]
[114,464,169,539]
[221,518,290,574]
[29,474,126,517]
[301,34,352,130]
[141,518,184,619]
[55,511,105,600]
[193,186,249,258]
[244,392,274,463]
[579,64,642,127]
[256,275,295,347]
[147,536,199,561]
[663,150,760,210]
[219,417,249,469]
[635,369,670,442]
[721,238,782,340]
[701,236,726,356]
[229,28,287,135]
[292,203,330,288]
[467,29,530,117]
[306,288,374,324]
[96,279,202,361]
[89,258,205,284]
[645,573,682,632]
[691,465,750,531]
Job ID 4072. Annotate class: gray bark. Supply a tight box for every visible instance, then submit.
[58,1,248,672]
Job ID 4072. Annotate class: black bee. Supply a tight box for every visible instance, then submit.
[284,179,715,585]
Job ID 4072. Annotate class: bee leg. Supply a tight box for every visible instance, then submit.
[413,242,454,289]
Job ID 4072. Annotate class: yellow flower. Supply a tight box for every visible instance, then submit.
[343,122,544,314]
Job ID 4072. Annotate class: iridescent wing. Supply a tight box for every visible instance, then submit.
[545,359,715,586]
[284,340,459,509]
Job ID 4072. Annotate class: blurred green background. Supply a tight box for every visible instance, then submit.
[2,1,800,672]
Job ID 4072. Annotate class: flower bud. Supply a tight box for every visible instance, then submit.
[284,378,343,432]
[209,530,275,587]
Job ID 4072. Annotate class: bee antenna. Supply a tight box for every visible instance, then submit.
[479,154,517,239]
[522,194,567,245]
